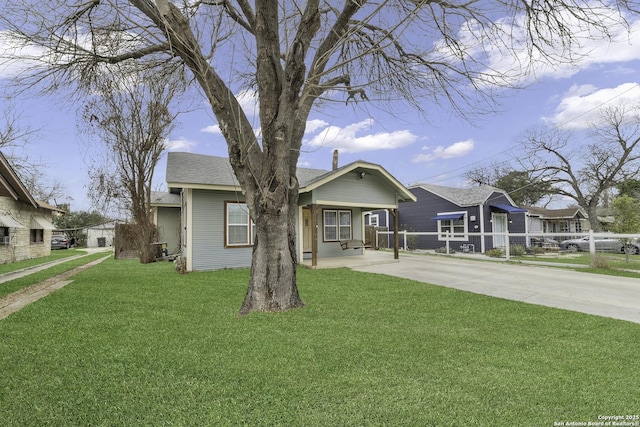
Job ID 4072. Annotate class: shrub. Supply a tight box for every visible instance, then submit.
[485,248,504,258]
[590,253,610,269]
[509,244,527,257]
[435,246,455,254]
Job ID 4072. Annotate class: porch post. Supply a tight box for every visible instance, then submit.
[311,204,318,267]
[391,208,399,259]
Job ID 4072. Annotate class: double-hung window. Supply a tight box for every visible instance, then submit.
[437,212,467,241]
[323,209,352,241]
[225,202,254,247]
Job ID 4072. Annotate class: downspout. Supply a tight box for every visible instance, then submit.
[479,202,486,253]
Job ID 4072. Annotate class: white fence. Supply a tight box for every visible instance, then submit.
[375,229,640,260]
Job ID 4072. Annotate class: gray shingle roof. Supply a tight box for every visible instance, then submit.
[166,152,416,202]
[166,152,344,188]
[150,191,181,205]
[410,183,510,206]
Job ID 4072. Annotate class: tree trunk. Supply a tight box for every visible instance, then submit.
[239,188,304,315]
[586,205,602,232]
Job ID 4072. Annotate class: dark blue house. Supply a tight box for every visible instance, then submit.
[396,184,527,253]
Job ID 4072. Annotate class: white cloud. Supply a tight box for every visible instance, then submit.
[0,30,46,78]
[412,139,475,163]
[544,82,640,129]
[165,137,198,152]
[200,124,222,134]
[305,119,329,134]
[237,89,259,117]
[447,7,640,87]
[304,118,416,153]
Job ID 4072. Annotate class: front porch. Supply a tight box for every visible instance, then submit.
[299,249,399,269]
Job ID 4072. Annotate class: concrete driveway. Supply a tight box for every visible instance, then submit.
[352,253,640,324]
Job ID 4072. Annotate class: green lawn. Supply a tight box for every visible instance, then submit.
[0,251,112,299]
[0,248,85,274]
[0,258,638,426]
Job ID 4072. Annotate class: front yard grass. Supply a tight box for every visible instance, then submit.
[0,251,112,299]
[514,252,640,278]
[0,248,85,275]
[0,258,638,426]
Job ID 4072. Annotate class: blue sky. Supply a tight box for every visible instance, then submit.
[2,7,640,213]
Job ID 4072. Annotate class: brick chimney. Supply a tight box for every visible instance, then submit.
[332,149,338,170]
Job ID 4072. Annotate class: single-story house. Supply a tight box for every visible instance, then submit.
[165,152,416,272]
[150,191,181,255]
[525,206,589,239]
[396,183,528,253]
[0,151,60,264]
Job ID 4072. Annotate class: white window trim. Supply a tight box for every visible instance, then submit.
[436,211,468,241]
[225,202,254,247]
[367,213,379,227]
[323,209,352,242]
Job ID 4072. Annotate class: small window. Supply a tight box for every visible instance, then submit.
[0,227,9,245]
[30,228,44,244]
[225,202,254,247]
[367,214,379,227]
[437,212,468,241]
[324,209,352,241]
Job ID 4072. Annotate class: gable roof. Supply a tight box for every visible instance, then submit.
[525,206,588,219]
[0,151,38,209]
[410,183,517,207]
[166,152,416,202]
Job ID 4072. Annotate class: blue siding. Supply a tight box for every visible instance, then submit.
[397,188,527,251]
[191,190,252,271]
[312,172,396,206]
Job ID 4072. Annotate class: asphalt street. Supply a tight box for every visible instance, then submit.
[353,253,640,324]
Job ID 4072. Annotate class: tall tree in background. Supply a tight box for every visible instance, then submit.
[1,1,637,313]
[465,165,553,206]
[611,195,640,262]
[82,67,182,264]
[517,105,640,231]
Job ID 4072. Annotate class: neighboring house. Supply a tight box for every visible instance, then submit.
[0,152,61,264]
[150,191,181,255]
[81,220,122,248]
[165,152,416,271]
[396,183,527,253]
[525,206,589,239]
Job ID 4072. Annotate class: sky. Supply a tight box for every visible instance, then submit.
[2,5,640,213]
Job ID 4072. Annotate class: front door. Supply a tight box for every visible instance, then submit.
[492,213,508,248]
[302,208,312,252]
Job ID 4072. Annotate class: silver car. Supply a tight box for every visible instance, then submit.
[559,236,640,254]
[51,234,70,250]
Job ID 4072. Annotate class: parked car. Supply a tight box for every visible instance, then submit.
[51,234,70,250]
[559,236,640,254]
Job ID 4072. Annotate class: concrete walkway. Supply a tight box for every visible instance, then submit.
[352,252,640,324]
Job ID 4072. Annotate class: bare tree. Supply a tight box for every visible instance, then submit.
[517,105,640,231]
[465,163,555,206]
[1,1,636,314]
[0,105,66,203]
[81,66,182,264]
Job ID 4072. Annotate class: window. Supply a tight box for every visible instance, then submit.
[323,209,352,241]
[437,212,467,241]
[573,221,583,233]
[225,202,254,247]
[30,228,44,244]
[367,214,379,227]
[0,227,8,245]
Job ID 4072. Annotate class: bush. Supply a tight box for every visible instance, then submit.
[590,253,610,269]
[509,244,527,257]
[485,248,504,258]
[435,246,455,254]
